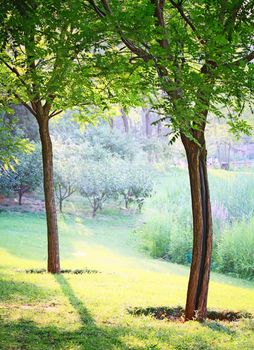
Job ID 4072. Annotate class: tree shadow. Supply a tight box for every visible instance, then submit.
[203,321,236,335]
[53,274,128,349]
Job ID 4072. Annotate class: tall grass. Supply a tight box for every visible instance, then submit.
[135,168,254,280]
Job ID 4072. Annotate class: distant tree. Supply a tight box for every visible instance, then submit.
[0,146,42,204]
[78,160,118,217]
[118,164,153,212]
[85,124,139,161]
[53,142,80,212]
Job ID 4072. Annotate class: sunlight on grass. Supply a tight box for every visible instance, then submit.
[1,205,254,349]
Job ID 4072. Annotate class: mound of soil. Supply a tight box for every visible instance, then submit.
[128,306,252,322]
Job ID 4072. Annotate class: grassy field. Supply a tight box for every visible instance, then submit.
[0,209,254,350]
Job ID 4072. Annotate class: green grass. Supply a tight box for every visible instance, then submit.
[0,208,254,349]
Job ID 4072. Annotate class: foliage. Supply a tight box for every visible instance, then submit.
[87,0,254,140]
[84,123,140,161]
[53,141,81,212]
[0,116,32,172]
[0,145,42,204]
[117,162,154,212]
[78,160,119,217]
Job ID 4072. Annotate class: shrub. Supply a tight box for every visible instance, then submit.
[135,212,171,258]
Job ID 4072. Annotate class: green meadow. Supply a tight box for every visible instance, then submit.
[1,194,254,350]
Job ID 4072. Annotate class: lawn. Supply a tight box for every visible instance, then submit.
[0,209,254,350]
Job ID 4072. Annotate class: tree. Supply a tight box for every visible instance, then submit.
[0,1,113,272]
[88,0,254,320]
[0,146,42,204]
[53,141,80,213]
[117,163,153,212]
[78,160,118,217]
[85,123,139,161]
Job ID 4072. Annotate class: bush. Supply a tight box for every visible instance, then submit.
[135,212,171,258]
[215,218,254,279]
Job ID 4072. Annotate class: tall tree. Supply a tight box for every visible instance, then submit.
[0,0,112,272]
[88,0,254,320]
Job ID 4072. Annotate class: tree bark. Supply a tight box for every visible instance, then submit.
[181,133,213,321]
[38,118,60,274]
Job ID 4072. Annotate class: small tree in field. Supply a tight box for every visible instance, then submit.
[78,160,118,217]
[118,164,153,212]
[0,146,42,205]
[53,141,81,212]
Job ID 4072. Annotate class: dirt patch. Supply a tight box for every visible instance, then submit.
[21,303,58,312]
[128,306,253,322]
[0,195,45,213]
[22,268,100,274]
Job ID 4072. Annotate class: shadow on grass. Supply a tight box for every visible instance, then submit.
[203,321,236,335]
[0,277,50,303]
[1,276,251,350]
[129,306,252,322]
[0,275,131,350]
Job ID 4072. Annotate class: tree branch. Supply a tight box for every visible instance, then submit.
[0,57,31,91]
[49,109,63,119]
[87,0,106,17]
[12,92,38,118]
[150,0,169,48]
[169,0,204,44]
[235,50,254,65]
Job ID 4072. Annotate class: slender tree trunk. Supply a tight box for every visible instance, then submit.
[38,118,60,274]
[157,120,162,137]
[121,108,129,133]
[109,118,114,129]
[145,110,151,138]
[125,196,129,209]
[181,133,213,321]
[59,198,63,213]
[92,206,97,217]
[18,189,22,205]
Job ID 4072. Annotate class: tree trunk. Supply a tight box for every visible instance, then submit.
[59,198,63,213]
[181,133,213,321]
[38,118,60,274]
[157,120,162,137]
[92,206,97,217]
[121,108,129,133]
[18,189,22,205]
[145,110,151,138]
